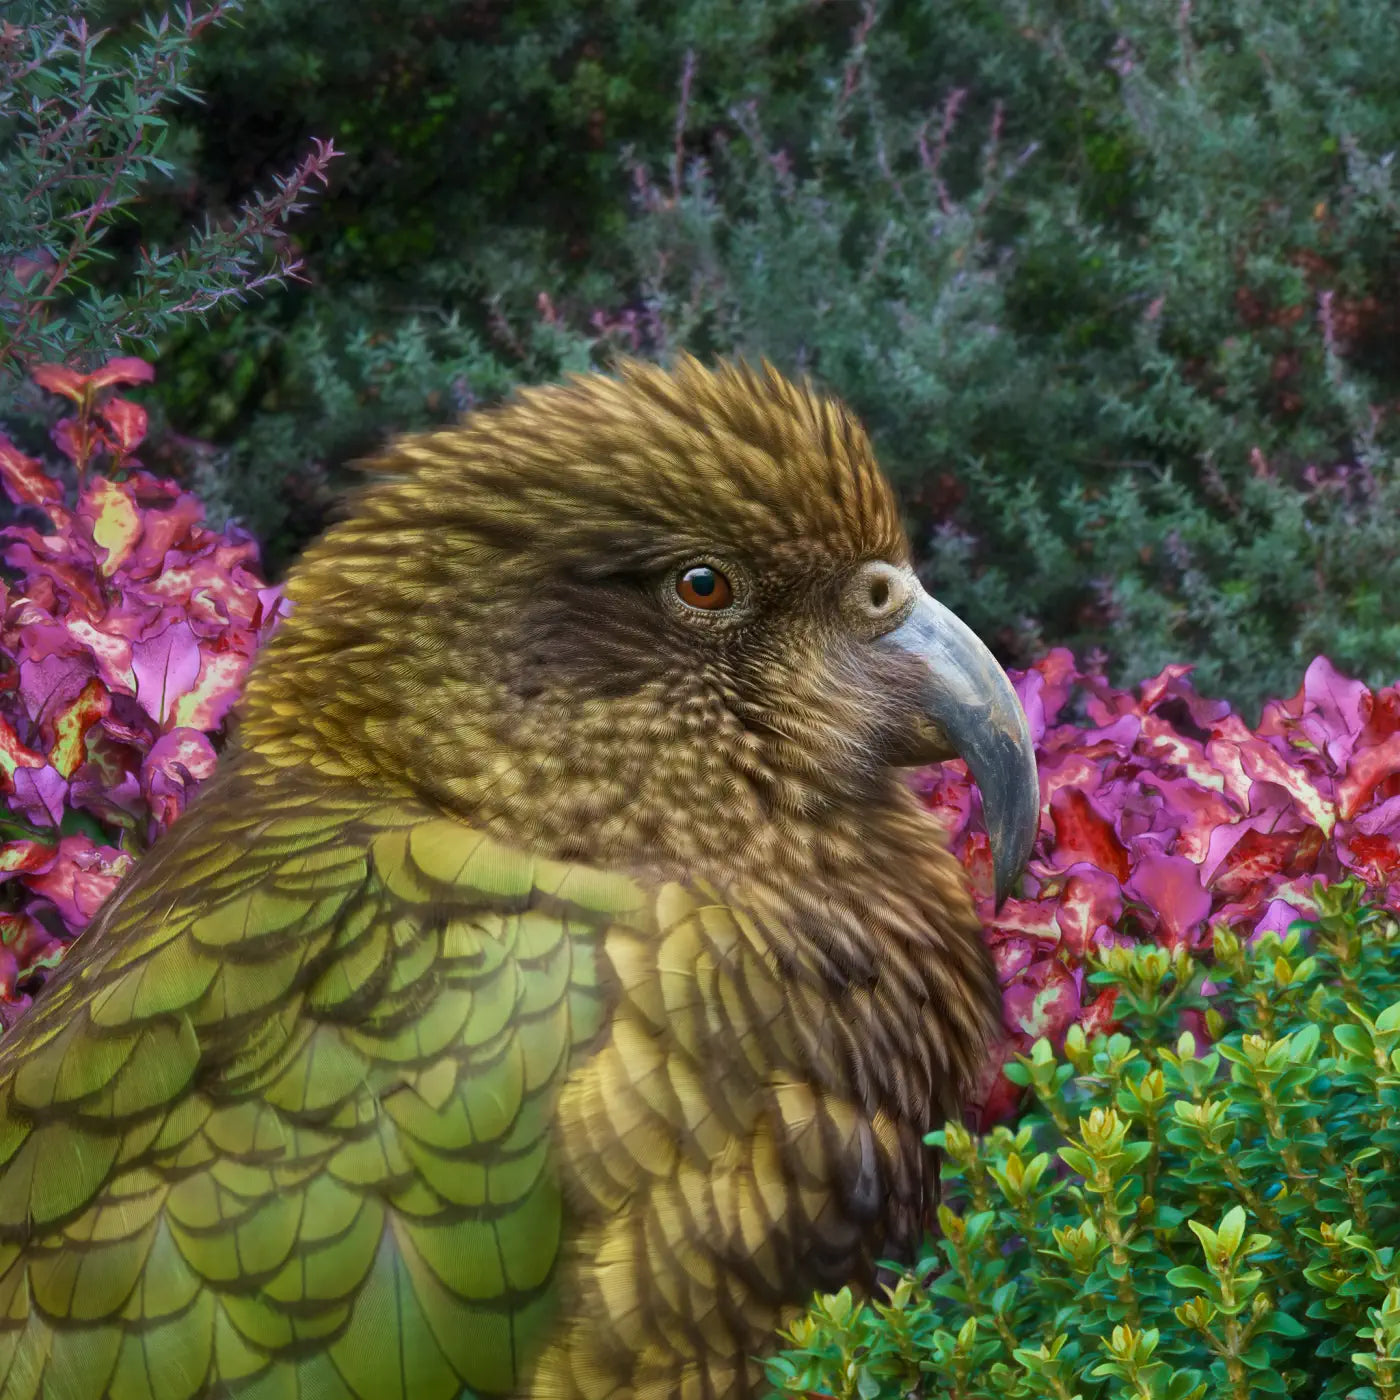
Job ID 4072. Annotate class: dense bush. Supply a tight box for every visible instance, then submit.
[87,0,883,570]
[609,0,1400,718]
[0,355,281,1024]
[81,0,1400,713]
[925,646,1400,1125]
[767,881,1400,1398]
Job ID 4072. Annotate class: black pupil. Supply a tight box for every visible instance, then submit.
[687,568,716,596]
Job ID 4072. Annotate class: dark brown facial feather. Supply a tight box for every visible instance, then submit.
[508,572,685,702]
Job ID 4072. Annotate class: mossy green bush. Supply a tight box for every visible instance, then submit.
[767,880,1400,1399]
[56,0,1400,707]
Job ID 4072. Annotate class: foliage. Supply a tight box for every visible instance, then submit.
[767,879,1400,1398]
[168,291,594,576]
[606,0,1400,718]
[926,645,1400,1125]
[0,354,281,1024]
[68,0,1400,712]
[0,0,336,387]
[84,0,882,571]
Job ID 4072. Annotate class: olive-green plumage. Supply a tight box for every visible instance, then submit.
[0,356,1037,1399]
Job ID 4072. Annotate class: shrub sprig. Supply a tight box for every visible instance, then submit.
[769,881,1400,1398]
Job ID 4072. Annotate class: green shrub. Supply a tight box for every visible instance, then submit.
[609,0,1400,719]
[0,0,335,391]
[767,880,1400,1399]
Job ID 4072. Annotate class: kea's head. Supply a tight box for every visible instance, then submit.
[238,355,1037,900]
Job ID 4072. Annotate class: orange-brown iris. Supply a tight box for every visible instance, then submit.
[676,565,733,610]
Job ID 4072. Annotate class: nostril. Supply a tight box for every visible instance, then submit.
[869,578,890,610]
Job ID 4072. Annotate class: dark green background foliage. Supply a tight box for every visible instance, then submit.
[65,0,1400,712]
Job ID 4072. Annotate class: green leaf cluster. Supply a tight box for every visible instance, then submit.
[767,879,1400,1398]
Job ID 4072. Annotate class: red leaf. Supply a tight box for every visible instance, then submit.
[0,840,58,875]
[968,1042,1026,1132]
[1340,733,1400,820]
[1208,828,1309,899]
[1002,959,1081,1042]
[0,434,62,508]
[1360,688,1400,747]
[26,835,133,932]
[1342,833,1400,882]
[1055,866,1124,958]
[86,358,155,391]
[48,677,111,779]
[141,728,218,832]
[51,415,106,467]
[0,715,46,784]
[171,647,254,730]
[1238,738,1336,834]
[78,477,143,577]
[985,898,1062,945]
[1078,986,1120,1038]
[1126,850,1211,946]
[98,398,148,456]
[30,364,89,402]
[130,620,201,728]
[1049,788,1131,882]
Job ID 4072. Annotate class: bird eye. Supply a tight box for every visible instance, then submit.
[676,565,733,611]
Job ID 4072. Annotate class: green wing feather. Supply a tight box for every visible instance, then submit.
[0,758,643,1400]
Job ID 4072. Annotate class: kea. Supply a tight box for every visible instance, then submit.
[0,355,1038,1400]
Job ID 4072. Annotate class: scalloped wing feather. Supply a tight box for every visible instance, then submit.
[0,761,643,1400]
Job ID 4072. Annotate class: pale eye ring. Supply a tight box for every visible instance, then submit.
[676,565,734,611]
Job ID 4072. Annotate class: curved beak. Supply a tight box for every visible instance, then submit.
[879,586,1040,907]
